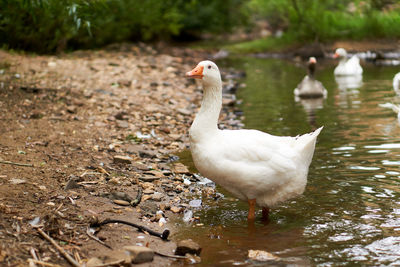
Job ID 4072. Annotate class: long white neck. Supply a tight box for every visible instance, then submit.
[339,56,347,65]
[190,79,222,141]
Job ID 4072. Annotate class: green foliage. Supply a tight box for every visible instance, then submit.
[247,0,400,48]
[0,0,248,53]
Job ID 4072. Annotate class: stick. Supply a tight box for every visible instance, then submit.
[86,227,112,249]
[155,251,187,259]
[36,228,80,267]
[91,219,169,240]
[0,160,33,167]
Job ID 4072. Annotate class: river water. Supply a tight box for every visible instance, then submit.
[175,56,400,266]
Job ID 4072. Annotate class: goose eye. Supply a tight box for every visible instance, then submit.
[208,65,211,69]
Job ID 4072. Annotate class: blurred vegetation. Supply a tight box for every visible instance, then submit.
[1,0,400,53]
[0,0,247,53]
[230,0,400,53]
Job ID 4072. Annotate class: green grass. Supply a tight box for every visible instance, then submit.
[225,9,400,54]
[224,35,299,54]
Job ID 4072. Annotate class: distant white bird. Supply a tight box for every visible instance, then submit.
[294,57,327,98]
[379,102,400,123]
[334,48,363,76]
[186,60,323,221]
[393,72,400,94]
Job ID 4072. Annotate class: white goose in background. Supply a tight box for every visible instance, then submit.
[393,72,400,94]
[186,60,323,220]
[334,48,363,76]
[294,57,327,98]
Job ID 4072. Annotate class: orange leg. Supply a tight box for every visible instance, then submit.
[248,199,256,221]
[262,207,270,221]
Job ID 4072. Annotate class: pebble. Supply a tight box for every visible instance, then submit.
[143,189,155,194]
[124,245,154,263]
[175,239,202,256]
[86,257,103,267]
[170,206,183,213]
[9,178,26,185]
[113,199,130,206]
[185,253,202,264]
[173,163,190,174]
[116,120,129,128]
[151,192,163,201]
[64,177,80,190]
[139,175,160,182]
[248,250,279,261]
[189,199,202,208]
[183,210,193,222]
[113,155,132,164]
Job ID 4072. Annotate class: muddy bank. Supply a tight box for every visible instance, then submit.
[0,44,243,266]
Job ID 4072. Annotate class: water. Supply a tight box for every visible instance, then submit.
[175,56,400,266]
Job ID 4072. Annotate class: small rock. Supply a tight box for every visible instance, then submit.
[177,108,191,116]
[175,239,202,256]
[108,177,120,185]
[139,175,160,182]
[185,253,201,264]
[248,250,279,261]
[86,257,103,267]
[113,199,130,206]
[151,192,163,201]
[116,120,129,128]
[118,79,132,87]
[124,245,154,263]
[139,149,157,158]
[113,155,132,164]
[170,206,183,213]
[143,189,155,194]
[189,199,202,208]
[131,162,150,171]
[66,105,77,114]
[9,178,26,185]
[183,210,193,222]
[64,176,80,190]
[173,163,190,174]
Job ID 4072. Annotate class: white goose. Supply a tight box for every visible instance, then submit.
[186,60,323,220]
[393,72,400,94]
[294,57,327,98]
[334,48,363,76]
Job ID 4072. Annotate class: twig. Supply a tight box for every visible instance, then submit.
[86,227,112,249]
[29,247,39,261]
[36,228,80,267]
[0,160,33,167]
[28,259,63,267]
[155,251,187,259]
[90,219,169,240]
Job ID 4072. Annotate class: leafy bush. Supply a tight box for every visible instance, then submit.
[248,0,400,43]
[0,0,248,53]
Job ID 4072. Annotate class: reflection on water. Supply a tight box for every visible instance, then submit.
[294,96,324,128]
[335,74,363,90]
[175,57,400,266]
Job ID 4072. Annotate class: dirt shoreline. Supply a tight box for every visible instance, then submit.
[0,44,244,266]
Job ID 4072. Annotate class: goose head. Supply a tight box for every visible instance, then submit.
[308,57,317,77]
[186,60,221,87]
[334,48,347,59]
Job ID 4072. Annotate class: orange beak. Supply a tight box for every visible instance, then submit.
[186,65,204,79]
[333,53,339,58]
